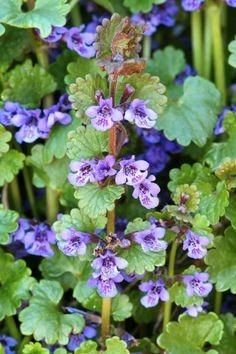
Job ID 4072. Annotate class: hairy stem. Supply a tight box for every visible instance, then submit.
[143,36,151,60]
[18,336,31,353]
[214,291,222,314]
[46,188,59,224]
[9,178,22,213]
[163,240,178,330]
[2,184,9,209]
[203,5,212,79]
[191,10,203,76]
[22,167,38,218]
[5,317,21,341]
[209,1,226,104]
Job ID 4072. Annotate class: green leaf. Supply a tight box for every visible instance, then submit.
[120,244,166,275]
[116,73,167,114]
[147,46,186,85]
[204,113,236,169]
[124,0,165,12]
[2,60,56,107]
[111,294,133,321]
[0,205,18,244]
[27,145,68,189]
[168,163,228,224]
[213,314,236,354]
[53,208,107,235]
[228,39,236,68]
[65,57,105,86]
[0,125,11,157]
[69,74,108,119]
[206,227,236,293]
[43,117,80,164]
[129,290,158,324]
[0,249,35,320]
[130,338,160,353]
[66,126,108,160]
[19,280,85,345]
[49,50,77,91]
[125,218,150,234]
[157,313,223,354]
[22,342,49,354]
[225,195,236,230]
[0,149,25,186]
[169,266,204,308]
[157,76,221,146]
[0,0,70,38]
[92,0,115,12]
[0,26,30,73]
[74,184,124,218]
[75,337,129,354]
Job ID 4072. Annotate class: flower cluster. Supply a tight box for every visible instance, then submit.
[131,1,178,36]
[68,155,160,209]
[139,279,169,308]
[182,230,210,259]
[0,94,72,143]
[11,218,56,257]
[136,128,182,174]
[41,25,96,58]
[89,250,128,297]
[85,97,158,131]
[181,0,236,11]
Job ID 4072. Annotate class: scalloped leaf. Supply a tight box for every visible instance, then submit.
[213,314,236,354]
[0,124,11,157]
[49,50,77,91]
[0,149,25,186]
[74,184,124,218]
[157,76,221,146]
[120,244,166,275]
[116,73,167,114]
[124,0,165,13]
[147,46,186,85]
[157,313,223,354]
[74,337,129,354]
[19,280,85,345]
[0,26,30,73]
[0,249,35,320]
[23,342,49,354]
[228,39,236,68]
[2,60,56,107]
[206,227,236,293]
[0,0,70,37]
[225,195,236,230]
[125,218,150,234]
[66,126,108,160]
[0,204,18,244]
[69,74,108,119]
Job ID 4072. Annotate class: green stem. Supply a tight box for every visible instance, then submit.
[22,167,38,218]
[71,2,82,26]
[2,184,9,209]
[214,291,222,314]
[191,10,203,76]
[18,336,31,353]
[163,240,178,330]
[203,5,212,79]
[9,178,22,213]
[5,317,21,340]
[208,1,226,104]
[143,36,151,60]
[46,188,59,224]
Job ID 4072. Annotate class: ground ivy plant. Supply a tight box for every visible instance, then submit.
[0,0,235,353]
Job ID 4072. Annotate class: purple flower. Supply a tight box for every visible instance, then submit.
[214,105,236,135]
[12,218,32,242]
[68,160,96,186]
[67,326,97,351]
[57,228,90,256]
[92,250,128,280]
[63,26,96,58]
[115,156,149,186]
[225,0,236,6]
[124,99,157,129]
[0,335,17,354]
[85,97,123,131]
[132,175,160,209]
[41,26,67,43]
[136,127,162,144]
[89,275,122,297]
[134,224,167,253]
[183,230,210,259]
[185,304,205,317]
[139,279,169,308]
[175,64,197,85]
[183,272,213,297]
[181,0,204,11]
[0,101,21,126]
[23,223,56,257]
[141,146,170,174]
[93,155,116,181]
[43,104,71,129]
